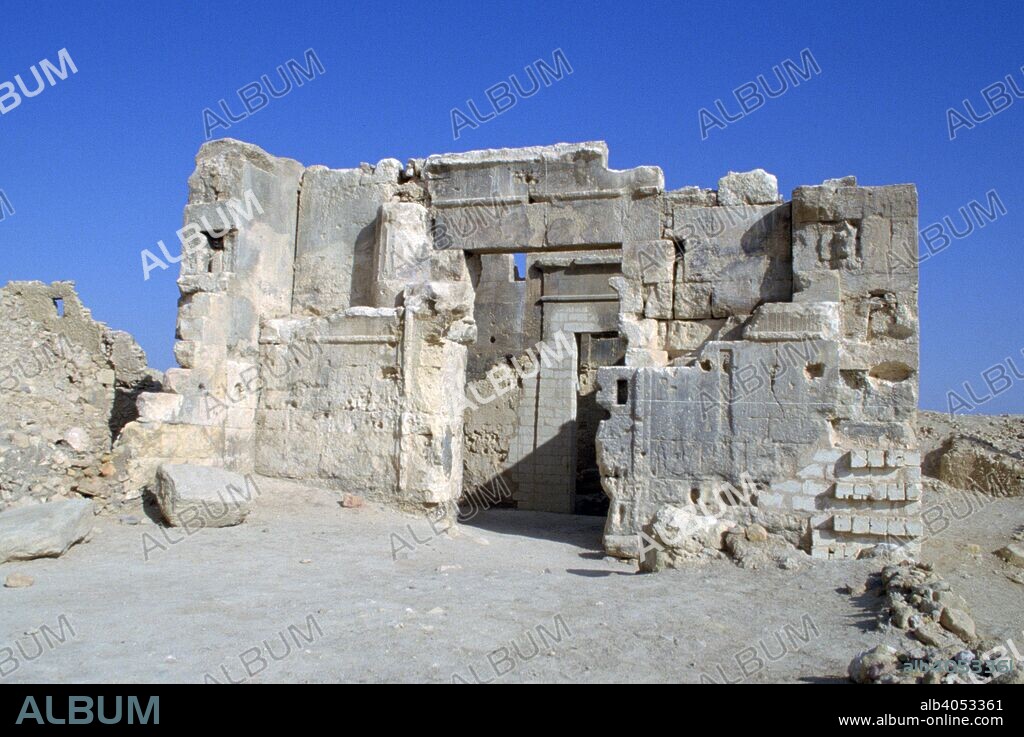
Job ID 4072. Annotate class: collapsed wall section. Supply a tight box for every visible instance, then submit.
[0,281,157,510]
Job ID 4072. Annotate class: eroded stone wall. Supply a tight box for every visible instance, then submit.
[597,174,921,564]
[121,140,472,515]
[0,281,157,510]
[117,141,304,499]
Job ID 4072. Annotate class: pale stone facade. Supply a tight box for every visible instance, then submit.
[115,139,920,563]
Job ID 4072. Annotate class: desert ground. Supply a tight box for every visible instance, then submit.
[2,413,1021,684]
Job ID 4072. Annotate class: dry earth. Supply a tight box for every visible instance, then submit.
[1,458,1021,684]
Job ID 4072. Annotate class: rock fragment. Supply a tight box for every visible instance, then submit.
[0,499,94,563]
[717,169,781,206]
[154,464,255,528]
[4,573,35,588]
[848,645,900,684]
[939,607,977,642]
[996,543,1024,568]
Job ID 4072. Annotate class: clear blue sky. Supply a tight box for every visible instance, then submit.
[1,0,1021,414]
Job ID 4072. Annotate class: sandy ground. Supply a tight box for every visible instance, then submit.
[2,476,1021,684]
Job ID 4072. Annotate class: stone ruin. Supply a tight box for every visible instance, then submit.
[0,281,158,510]
[0,139,923,569]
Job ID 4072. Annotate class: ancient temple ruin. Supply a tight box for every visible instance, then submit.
[114,139,922,565]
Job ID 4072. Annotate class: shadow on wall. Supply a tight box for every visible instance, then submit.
[459,424,609,550]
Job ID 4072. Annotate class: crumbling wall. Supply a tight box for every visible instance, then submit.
[793,180,921,559]
[597,173,921,564]
[0,281,157,510]
[120,140,472,515]
[117,140,304,500]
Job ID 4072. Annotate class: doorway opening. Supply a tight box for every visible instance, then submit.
[463,249,623,516]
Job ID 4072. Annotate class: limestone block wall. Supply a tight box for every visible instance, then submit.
[791,182,921,558]
[518,263,620,513]
[597,175,921,562]
[421,143,660,513]
[120,140,470,514]
[399,282,474,511]
[462,251,625,513]
[461,254,529,503]
[293,162,407,313]
[671,201,792,318]
[117,139,920,548]
[597,333,841,556]
[421,142,663,254]
[118,141,304,496]
[255,309,404,498]
[253,293,471,514]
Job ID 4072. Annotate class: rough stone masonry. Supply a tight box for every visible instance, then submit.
[27,139,920,568]
[0,281,159,510]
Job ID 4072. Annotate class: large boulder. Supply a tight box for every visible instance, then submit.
[155,464,257,528]
[0,499,94,563]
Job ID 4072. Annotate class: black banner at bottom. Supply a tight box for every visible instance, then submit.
[0,683,1018,729]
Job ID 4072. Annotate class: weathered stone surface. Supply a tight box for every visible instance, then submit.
[664,319,720,354]
[0,499,94,562]
[640,505,736,571]
[937,436,1024,497]
[155,464,255,528]
[726,529,805,570]
[848,645,900,684]
[744,302,840,342]
[66,138,918,562]
[294,163,400,313]
[745,523,769,542]
[717,169,781,206]
[373,202,432,307]
[673,203,791,317]
[0,282,158,510]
